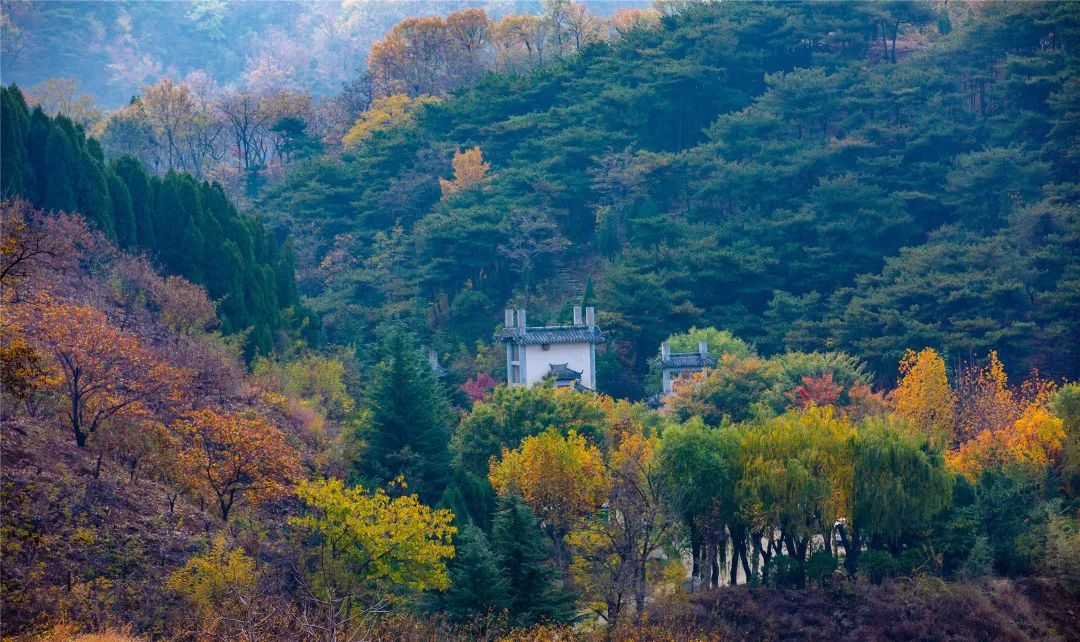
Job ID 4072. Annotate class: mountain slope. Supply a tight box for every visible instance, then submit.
[261,1,1079,395]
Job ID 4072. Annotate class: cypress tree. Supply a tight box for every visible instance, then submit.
[76,152,115,238]
[440,468,497,533]
[1,86,32,196]
[111,156,156,249]
[41,125,78,213]
[491,494,577,626]
[106,170,137,249]
[356,332,453,505]
[25,107,50,203]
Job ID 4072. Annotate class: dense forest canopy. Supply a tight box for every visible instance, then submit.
[261,0,1079,396]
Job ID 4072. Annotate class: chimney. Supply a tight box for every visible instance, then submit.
[699,341,708,356]
[585,306,595,328]
[661,342,670,359]
[573,305,582,325]
[517,308,527,329]
[505,309,515,328]
[429,349,439,369]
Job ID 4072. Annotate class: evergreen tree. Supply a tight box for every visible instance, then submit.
[438,523,510,622]
[41,124,78,213]
[111,156,156,248]
[0,86,32,196]
[357,332,453,505]
[106,170,137,248]
[491,494,576,626]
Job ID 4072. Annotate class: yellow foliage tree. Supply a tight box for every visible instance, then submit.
[342,93,439,148]
[167,535,258,622]
[489,428,609,564]
[737,407,855,564]
[289,478,455,624]
[567,428,673,628]
[891,348,956,445]
[439,146,490,198]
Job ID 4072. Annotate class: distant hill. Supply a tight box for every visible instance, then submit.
[0,0,648,109]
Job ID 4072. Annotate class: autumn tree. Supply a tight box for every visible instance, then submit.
[14,295,189,448]
[369,17,451,97]
[568,429,674,627]
[175,408,302,520]
[445,9,492,87]
[342,93,438,149]
[0,198,83,294]
[439,146,490,198]
[953,351,1019,443]
[891,348,956,445]
[492,15,550,72]
[489,428,609,568]
[166,536,289,641]
[497,206,568,308]
[663,354,779,425]
[610,8,662,34]
[947,394,1066,482]
[290,478,455,635]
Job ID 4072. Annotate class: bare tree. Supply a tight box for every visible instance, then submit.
[498,206,569,308]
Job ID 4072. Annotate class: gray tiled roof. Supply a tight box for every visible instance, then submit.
[655,353,717,369]
[498,325,605,345]
[545,363,582,381]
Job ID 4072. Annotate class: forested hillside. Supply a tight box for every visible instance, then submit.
[0,86,303,354]
[263,1,1078,397]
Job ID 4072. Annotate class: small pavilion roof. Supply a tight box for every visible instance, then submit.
[545,363,582,382]
[654,353,717,369]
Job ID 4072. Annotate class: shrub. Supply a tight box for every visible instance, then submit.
[858,550,898,584]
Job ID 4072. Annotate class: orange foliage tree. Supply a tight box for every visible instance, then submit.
[175,408,303,520]
[945,355,1063,481]
[891,348,956,445]
[12,295,190,447]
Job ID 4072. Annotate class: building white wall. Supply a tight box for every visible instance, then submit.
[523,342,595,389]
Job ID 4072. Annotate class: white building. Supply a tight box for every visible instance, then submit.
[655,341,717,395]
[499,307,604,390]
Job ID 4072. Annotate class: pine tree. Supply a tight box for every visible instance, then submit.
[438,523,510,622]
[440,467,497,532]
[357,332,453,505]
[491,494,577,626]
